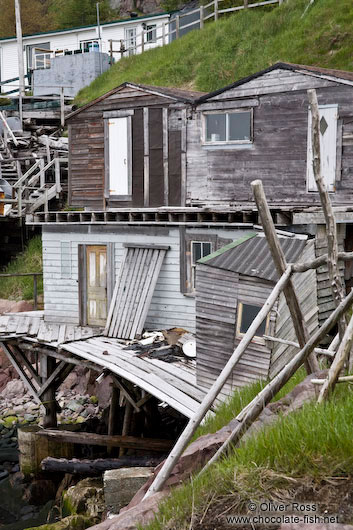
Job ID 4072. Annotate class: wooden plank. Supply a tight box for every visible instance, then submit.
[143,107,149,207]
[10,343,41,388]
[37,429,174,452]
[163,107,169,206]
[38,361,70,398]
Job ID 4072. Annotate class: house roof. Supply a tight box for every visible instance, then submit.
[197,62,353,102]
[198,233,307,282]
[66,82,205,120]
[0,12,171,42]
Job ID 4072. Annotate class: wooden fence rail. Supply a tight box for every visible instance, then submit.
[109,0,284,60]
[0,272,42,309]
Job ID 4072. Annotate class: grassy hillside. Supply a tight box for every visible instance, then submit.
[0,236,43,301]
[144,372,353,529]
[76,0,353,106]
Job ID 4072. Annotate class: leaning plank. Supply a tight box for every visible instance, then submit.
[197,286,353,477]
[36,430,174,452]
[317,313,353,402]
[41,455,164,475]
[0,342,41,404]
[104,248,130,336]
[143,266,292,499]
[251,179,319,374]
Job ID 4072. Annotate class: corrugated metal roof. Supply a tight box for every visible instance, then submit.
[200,235,306,282]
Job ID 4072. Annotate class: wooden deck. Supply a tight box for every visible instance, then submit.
[0,311,213,418]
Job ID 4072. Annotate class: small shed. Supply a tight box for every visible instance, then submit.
[195,233,318,395]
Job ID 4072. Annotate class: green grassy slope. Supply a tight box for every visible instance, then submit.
[76,0,353,106]
[0,236,43,301]
[144,372,353,529]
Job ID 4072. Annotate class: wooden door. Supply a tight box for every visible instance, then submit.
[307,104,338,192]
[86,246,107,327]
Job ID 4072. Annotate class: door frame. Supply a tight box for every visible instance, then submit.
[78,243,115,326]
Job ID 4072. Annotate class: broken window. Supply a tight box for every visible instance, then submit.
[204,110,252,144]
[236,302,269,342]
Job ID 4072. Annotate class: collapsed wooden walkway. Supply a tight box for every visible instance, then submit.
[0,312,211,419]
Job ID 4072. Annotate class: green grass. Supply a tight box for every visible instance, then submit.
[75,0,353,106]
[144,376,353,530]
[0,236,43,301]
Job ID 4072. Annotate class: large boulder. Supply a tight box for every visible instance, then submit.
[103,468,154,515]
[63,478,105,520]
[0,299,34,314]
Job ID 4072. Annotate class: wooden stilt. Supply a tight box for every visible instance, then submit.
[40,354,57,429]
[108,384,120,455]
[0,342,41,404]
[119,402,133,457]
[251,179,319,374]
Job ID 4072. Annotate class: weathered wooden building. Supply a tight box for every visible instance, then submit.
[26,62,353,337]
[196,233,318,393]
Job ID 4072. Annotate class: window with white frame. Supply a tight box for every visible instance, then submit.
[203,110,252,144]
[146,24,157,43]
[191,241,213,290]
[80,40,99,53]
[236,302,270,343]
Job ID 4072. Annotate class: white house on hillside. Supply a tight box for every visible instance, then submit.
[0,12,170,94]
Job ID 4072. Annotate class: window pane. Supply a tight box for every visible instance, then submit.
[240,304,266,336]
[206,114,226,142]
[147,25,156,42]
[228,111,251,141]
[192,242,202,264]
[201,242,212,258]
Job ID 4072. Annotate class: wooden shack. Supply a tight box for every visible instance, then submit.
[195,233,318,394]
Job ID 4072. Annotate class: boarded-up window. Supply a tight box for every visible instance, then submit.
[61,241,71,279]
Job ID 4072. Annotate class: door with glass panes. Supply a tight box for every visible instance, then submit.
[86,246,107,326]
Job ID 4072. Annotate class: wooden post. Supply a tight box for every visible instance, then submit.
[143,266,292,499]
[251,179,319,374]
[119,402,133,457]
[244,0,249,7]
[162,22,166,45]
[307,89,346,339]
[33,274,38,310]
[141,30,145,54]
[199,286,353,475]
[15,0,25,99]
[318,313,353,402]
[54,158,61,196]
[175,15,180,39]
[214,0,219,20]
[108,385,120,455]
[200,5,204,29]
[40,354,57,429]
[60,87,65,128]
[17,185,22,217]
[109,39,113,65]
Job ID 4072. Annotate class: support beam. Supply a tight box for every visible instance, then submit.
[37,361,72,398]
[40,354,57,428]
[10,342,41,388]
[251,179,319,373]
[0,342,41,404]
[36,429,174,453]
[120,402,133,457]
[108,384,120,455]
[111,375,140,412]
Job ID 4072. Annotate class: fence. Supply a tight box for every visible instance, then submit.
[109,0,283,58]
[0,272,42,309]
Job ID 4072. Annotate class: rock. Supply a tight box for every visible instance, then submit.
[1,379,25,398]
[23,479,58,505]
[25,514,96,530]
[67,400,82,412]
[103,467,154,515]
[0,299,34,315]
[63,477,105,519]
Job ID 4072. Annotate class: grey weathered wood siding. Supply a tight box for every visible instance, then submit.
[269,240,319,378]
[67,87,185,209]
[42,225,250,332]
[187,70,353,208]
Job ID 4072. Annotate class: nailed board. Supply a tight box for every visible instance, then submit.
[104,244,169,339]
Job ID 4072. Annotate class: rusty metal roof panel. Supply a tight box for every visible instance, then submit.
[200,235,306,282]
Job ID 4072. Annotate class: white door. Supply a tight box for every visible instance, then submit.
[108,117,129,196]
[125,27,137,55]
[307,104,338,192]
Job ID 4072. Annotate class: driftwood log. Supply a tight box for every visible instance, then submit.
[41,456,163,475]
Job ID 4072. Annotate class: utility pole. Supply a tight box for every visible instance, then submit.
[96,2,103,74]
[15,0,25,98]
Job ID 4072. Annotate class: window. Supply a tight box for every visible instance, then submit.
[191,241,212,290]
[80,40,99,53]
[236,302,270,342]
[203,110,252,144]
[146,24,157,43]
[26,42,50,70]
